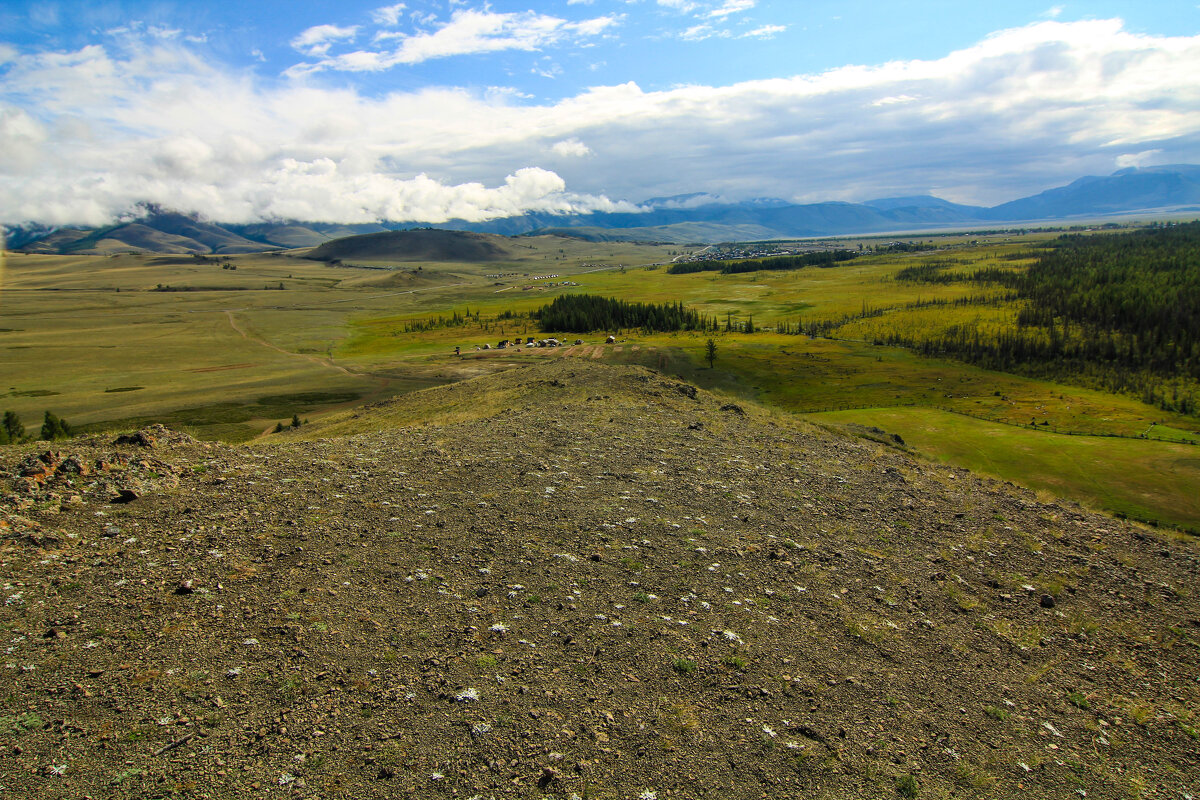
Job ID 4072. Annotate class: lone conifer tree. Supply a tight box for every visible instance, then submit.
[705,338,717,369]
[1,411,23,444]
[40,411,70,441]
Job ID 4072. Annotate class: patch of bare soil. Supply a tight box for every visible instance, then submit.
[1,362,1198,799]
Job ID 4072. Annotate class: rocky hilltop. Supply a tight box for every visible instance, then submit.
[1,361,1197,799]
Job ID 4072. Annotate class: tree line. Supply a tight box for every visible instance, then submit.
[667,250,858,275]
[0,410,72,444]
[536,294,715,333]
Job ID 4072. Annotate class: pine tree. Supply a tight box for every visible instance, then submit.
[705,338,717,369]
[2,411,23,443]
[40,411,70,441]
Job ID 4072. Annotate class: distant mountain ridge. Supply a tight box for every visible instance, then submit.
[9,165,1200,253]
[982,165,1200,221]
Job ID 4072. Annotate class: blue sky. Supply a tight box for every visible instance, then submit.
[2,1,1199,226]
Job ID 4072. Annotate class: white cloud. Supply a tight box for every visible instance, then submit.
[0,108,48,174]
[572,14,623,37]
[3,18,1200,226]
[739,24,784,39]
[872,93,917,106]
[661,0,764,40]
[292,9,620,73]
[550,138,593,157]
[1115,149,1165,169]
[372,4,407,27]
[680,23,718,41]
[707,0,755,19]
[290,24,360,57]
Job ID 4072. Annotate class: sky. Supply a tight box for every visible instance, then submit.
[2,0,1199,227]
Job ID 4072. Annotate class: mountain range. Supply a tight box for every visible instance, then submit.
[9,165,1200,254]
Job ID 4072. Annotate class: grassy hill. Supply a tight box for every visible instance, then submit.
[306,229,518,263]
[2,359,1197,798]
[31,214,278,256]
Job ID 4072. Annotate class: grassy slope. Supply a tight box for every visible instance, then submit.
[812,406,1200,532]
[0,242,679,440]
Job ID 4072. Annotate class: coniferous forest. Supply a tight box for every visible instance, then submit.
[536,294,712,333]
[889,223,1200,414]
[667,249,858,275]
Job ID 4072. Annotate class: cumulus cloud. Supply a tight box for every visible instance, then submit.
[550,138,593,157]
[3,18,1200,226]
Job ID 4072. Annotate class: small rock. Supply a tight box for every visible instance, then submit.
[538,767,559,789]
[115,431,156,447]
[175,580,196,596]
[1040,595,1056,609]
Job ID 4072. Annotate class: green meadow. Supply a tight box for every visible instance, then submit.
[0,241,678,440]
[812,405,1200,532]
[3,229,1199,532]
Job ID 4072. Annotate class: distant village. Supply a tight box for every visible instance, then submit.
[671,242,850,263]
[486,272,581,291]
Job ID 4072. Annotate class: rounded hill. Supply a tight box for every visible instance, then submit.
[305,228,516,263]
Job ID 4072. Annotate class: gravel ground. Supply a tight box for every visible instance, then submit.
[1,360,1198,799]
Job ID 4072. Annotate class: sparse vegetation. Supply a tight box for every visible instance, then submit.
[671,657,697,676]
[896,773,920,797]
[1067,691,1091,710]
[0,712,43,736]
[984,705,1011,721]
